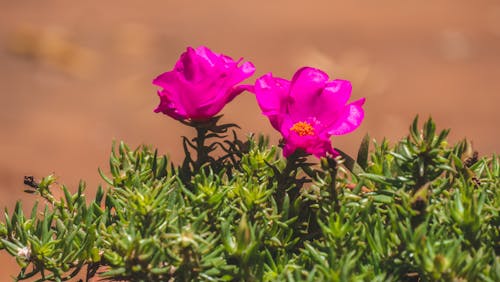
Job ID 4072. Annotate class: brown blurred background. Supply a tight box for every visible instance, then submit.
[1,0,499,279]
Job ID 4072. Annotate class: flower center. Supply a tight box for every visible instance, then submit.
[290,121,315,136]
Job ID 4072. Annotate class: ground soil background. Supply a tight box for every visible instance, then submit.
[0,0,499,279]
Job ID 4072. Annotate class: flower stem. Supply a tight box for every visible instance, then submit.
[276,158,293,210]
[322,156,339,213]
[194,126,209,172]
[276,152,303,212]
[328,159,340,213]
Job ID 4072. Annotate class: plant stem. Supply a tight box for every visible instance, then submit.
[194,126,208,172]
[276,153,299,212]
[328,158,340,213]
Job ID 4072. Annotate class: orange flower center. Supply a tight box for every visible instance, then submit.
[290,121,315,136]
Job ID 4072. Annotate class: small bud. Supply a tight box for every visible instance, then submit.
[180,230,197,249]
[237,214,251,249]
[321,156,337,171]
[320,157,329,170]
[464,151,479,168]
[434,254,449,273]
[17,246,31,260]
[0,223,7,236]
[411,183,430,214]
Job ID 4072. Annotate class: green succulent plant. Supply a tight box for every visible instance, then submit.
[1,117,499,282]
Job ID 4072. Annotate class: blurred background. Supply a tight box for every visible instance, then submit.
[1,0,499,278]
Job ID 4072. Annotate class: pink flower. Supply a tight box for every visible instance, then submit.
[153,46,255,121]
[254,67,365,158]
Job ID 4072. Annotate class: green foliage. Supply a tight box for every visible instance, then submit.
[1,117,499,281]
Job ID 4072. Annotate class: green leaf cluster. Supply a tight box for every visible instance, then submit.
[1,117,499,281]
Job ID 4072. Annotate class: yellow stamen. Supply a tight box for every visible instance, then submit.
[290,121,314,136]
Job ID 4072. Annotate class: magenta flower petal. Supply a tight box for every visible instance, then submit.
[283,133,335,158]
[153,71,199,117]
[287,67,329,121]
[153,46,255,121]
[197,84,255,118]
[252,66,365,159]
[315,79,353,123]
[327,98,366,135]
[153,90,187,120]
[177,47,205,82]
[254,73,291,130]
[254,73,290,115]
[200,61,256,108]
[179,46,224,83]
